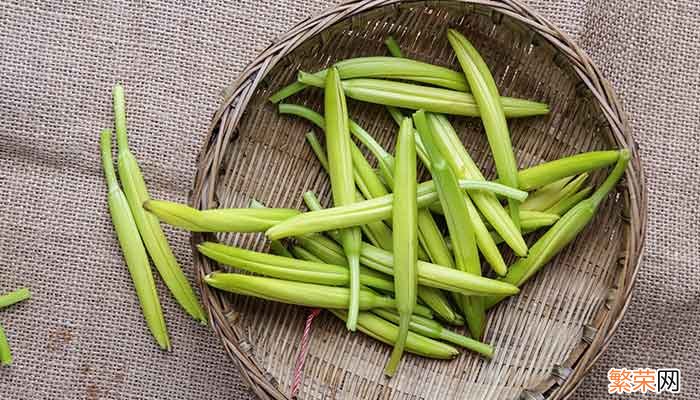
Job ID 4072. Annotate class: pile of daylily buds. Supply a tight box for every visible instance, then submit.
[102,30,629,375]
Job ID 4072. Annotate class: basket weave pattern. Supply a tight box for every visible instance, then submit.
[190,1,646,399]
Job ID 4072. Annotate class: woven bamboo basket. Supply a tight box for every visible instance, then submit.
[190,1,647,399]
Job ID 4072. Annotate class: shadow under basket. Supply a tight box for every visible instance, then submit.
[190,1,647,399]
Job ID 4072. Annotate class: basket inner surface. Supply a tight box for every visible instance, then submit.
[208,3,625,399]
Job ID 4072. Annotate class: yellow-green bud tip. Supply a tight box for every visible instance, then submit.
[619,148,631,161]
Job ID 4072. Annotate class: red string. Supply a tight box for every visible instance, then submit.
[290,308,321,398]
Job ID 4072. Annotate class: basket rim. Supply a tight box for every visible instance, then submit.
[189,1,648,399]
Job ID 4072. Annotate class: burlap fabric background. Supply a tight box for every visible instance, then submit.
[0,1,697,399]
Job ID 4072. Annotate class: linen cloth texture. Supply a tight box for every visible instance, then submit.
[0,0,697,399]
